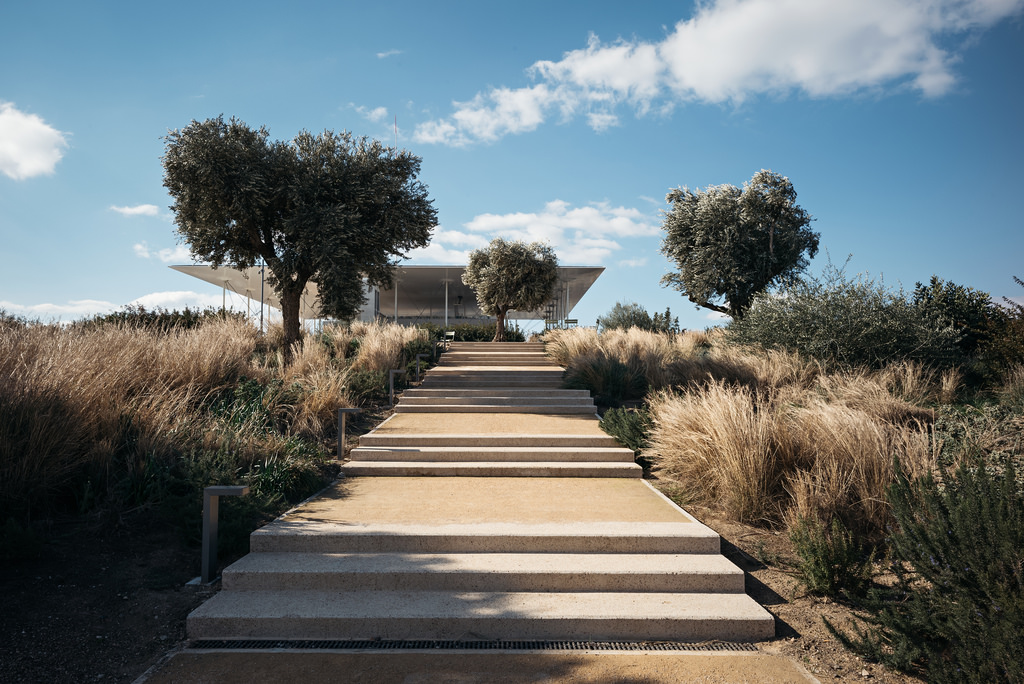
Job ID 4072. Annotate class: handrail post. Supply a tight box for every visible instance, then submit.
[389,368,406,406]
[201,485,249,584]
[414,354,429,383]
[337,407,362,459]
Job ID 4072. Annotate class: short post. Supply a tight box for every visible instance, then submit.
[414,354,429,383]
[337,407,362,459]
[389,368,406,406]
[201,485,249,585]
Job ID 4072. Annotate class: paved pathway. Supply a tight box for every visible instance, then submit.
[140,342,814,682]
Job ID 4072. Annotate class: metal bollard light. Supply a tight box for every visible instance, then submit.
[201,485,249,584]
[337,407,362,459]
[389,368,406,406]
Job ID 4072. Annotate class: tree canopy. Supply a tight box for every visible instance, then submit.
[659,169,818,319]
[162,116,436,358]
[461,238,559,342]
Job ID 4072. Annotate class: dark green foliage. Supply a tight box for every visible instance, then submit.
[462,238,559,341]
[418,321,526,342]
[913,276,996,357]
[660,169,818,319]
[79,305,246,332]
[599,407,652,465]
[162,116,436,356]
[596,303,681,334]
[564,356,647,407]
[344,369,389,404]
[651,307,681,334]
[979,276,1024,374]
[828,460,1024,682]
[598,302,654,331]
[728,263,959,368]
[789,515,874,598]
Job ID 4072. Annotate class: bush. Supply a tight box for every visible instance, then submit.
[597,302,679,334]
[829,460,1024,683]
[600,406,653,469]
[728,263,960,368]
[789,515,874,598]
[417,321,525,342]
[79,305,247,332]
[599,407,652,457]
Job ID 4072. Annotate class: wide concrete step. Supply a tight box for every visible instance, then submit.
[251,522,720,554]
[222,553,745,593]
[358,434,622,448]
[394,405,596,414]
[348,446,635,463]
[403,388,590,398]
[187,590,774,641]
[447,343,546,350]
[419,380,565,389]
[399,396,594,406]
[342,461,642,477]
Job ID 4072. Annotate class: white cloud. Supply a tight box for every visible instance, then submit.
[405,242,473,264]
[414,0,1024,145]
[111,204,160,217]
[0,102,69,180]
[618,257,648,268]
[377,49,402,59]
[129,291,224,310]
[0,298,116,319]
[409,199,658,265]
[134,241,192,263]
[351,104,390,123]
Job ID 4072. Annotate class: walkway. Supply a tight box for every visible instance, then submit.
[141,342,812,682]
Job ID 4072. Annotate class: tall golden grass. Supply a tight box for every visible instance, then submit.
[647,358,936,533]
[0,317,421,518]
[547,326,942,534]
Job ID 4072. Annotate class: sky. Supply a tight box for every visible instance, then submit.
[2,0,1023,334]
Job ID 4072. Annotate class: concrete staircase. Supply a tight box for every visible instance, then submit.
[186,341,775,644]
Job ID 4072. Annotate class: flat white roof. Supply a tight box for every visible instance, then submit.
[171,264,603,321]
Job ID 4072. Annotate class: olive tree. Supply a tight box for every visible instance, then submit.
[462,238,559,342]
[162,116,436,360]
[660,169,818,319]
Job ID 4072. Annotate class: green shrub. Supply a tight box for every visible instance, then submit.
[729,263,959,368]
[597,302,679,334]
[418,321,525,342]
[828,460,1024,682]
[789,515,874,598]
[600,407,652,456]
[79,305,247,332]
[344,369,389,404]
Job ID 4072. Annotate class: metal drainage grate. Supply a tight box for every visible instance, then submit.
[189,639,758,653]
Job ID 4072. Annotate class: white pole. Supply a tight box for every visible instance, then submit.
[444,279,449,328]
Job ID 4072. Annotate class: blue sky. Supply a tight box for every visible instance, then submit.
[2,0,1022,333]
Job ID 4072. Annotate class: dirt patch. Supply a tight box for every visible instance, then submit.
[0,518,209,683]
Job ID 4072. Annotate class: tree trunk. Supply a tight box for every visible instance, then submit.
[279,286,303,365]
[493,309,507,342]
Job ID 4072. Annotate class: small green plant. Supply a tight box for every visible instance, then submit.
[789,515,874,598]
[600,407,652,459]
[344,369,389,404]
[827,460,1024,683]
